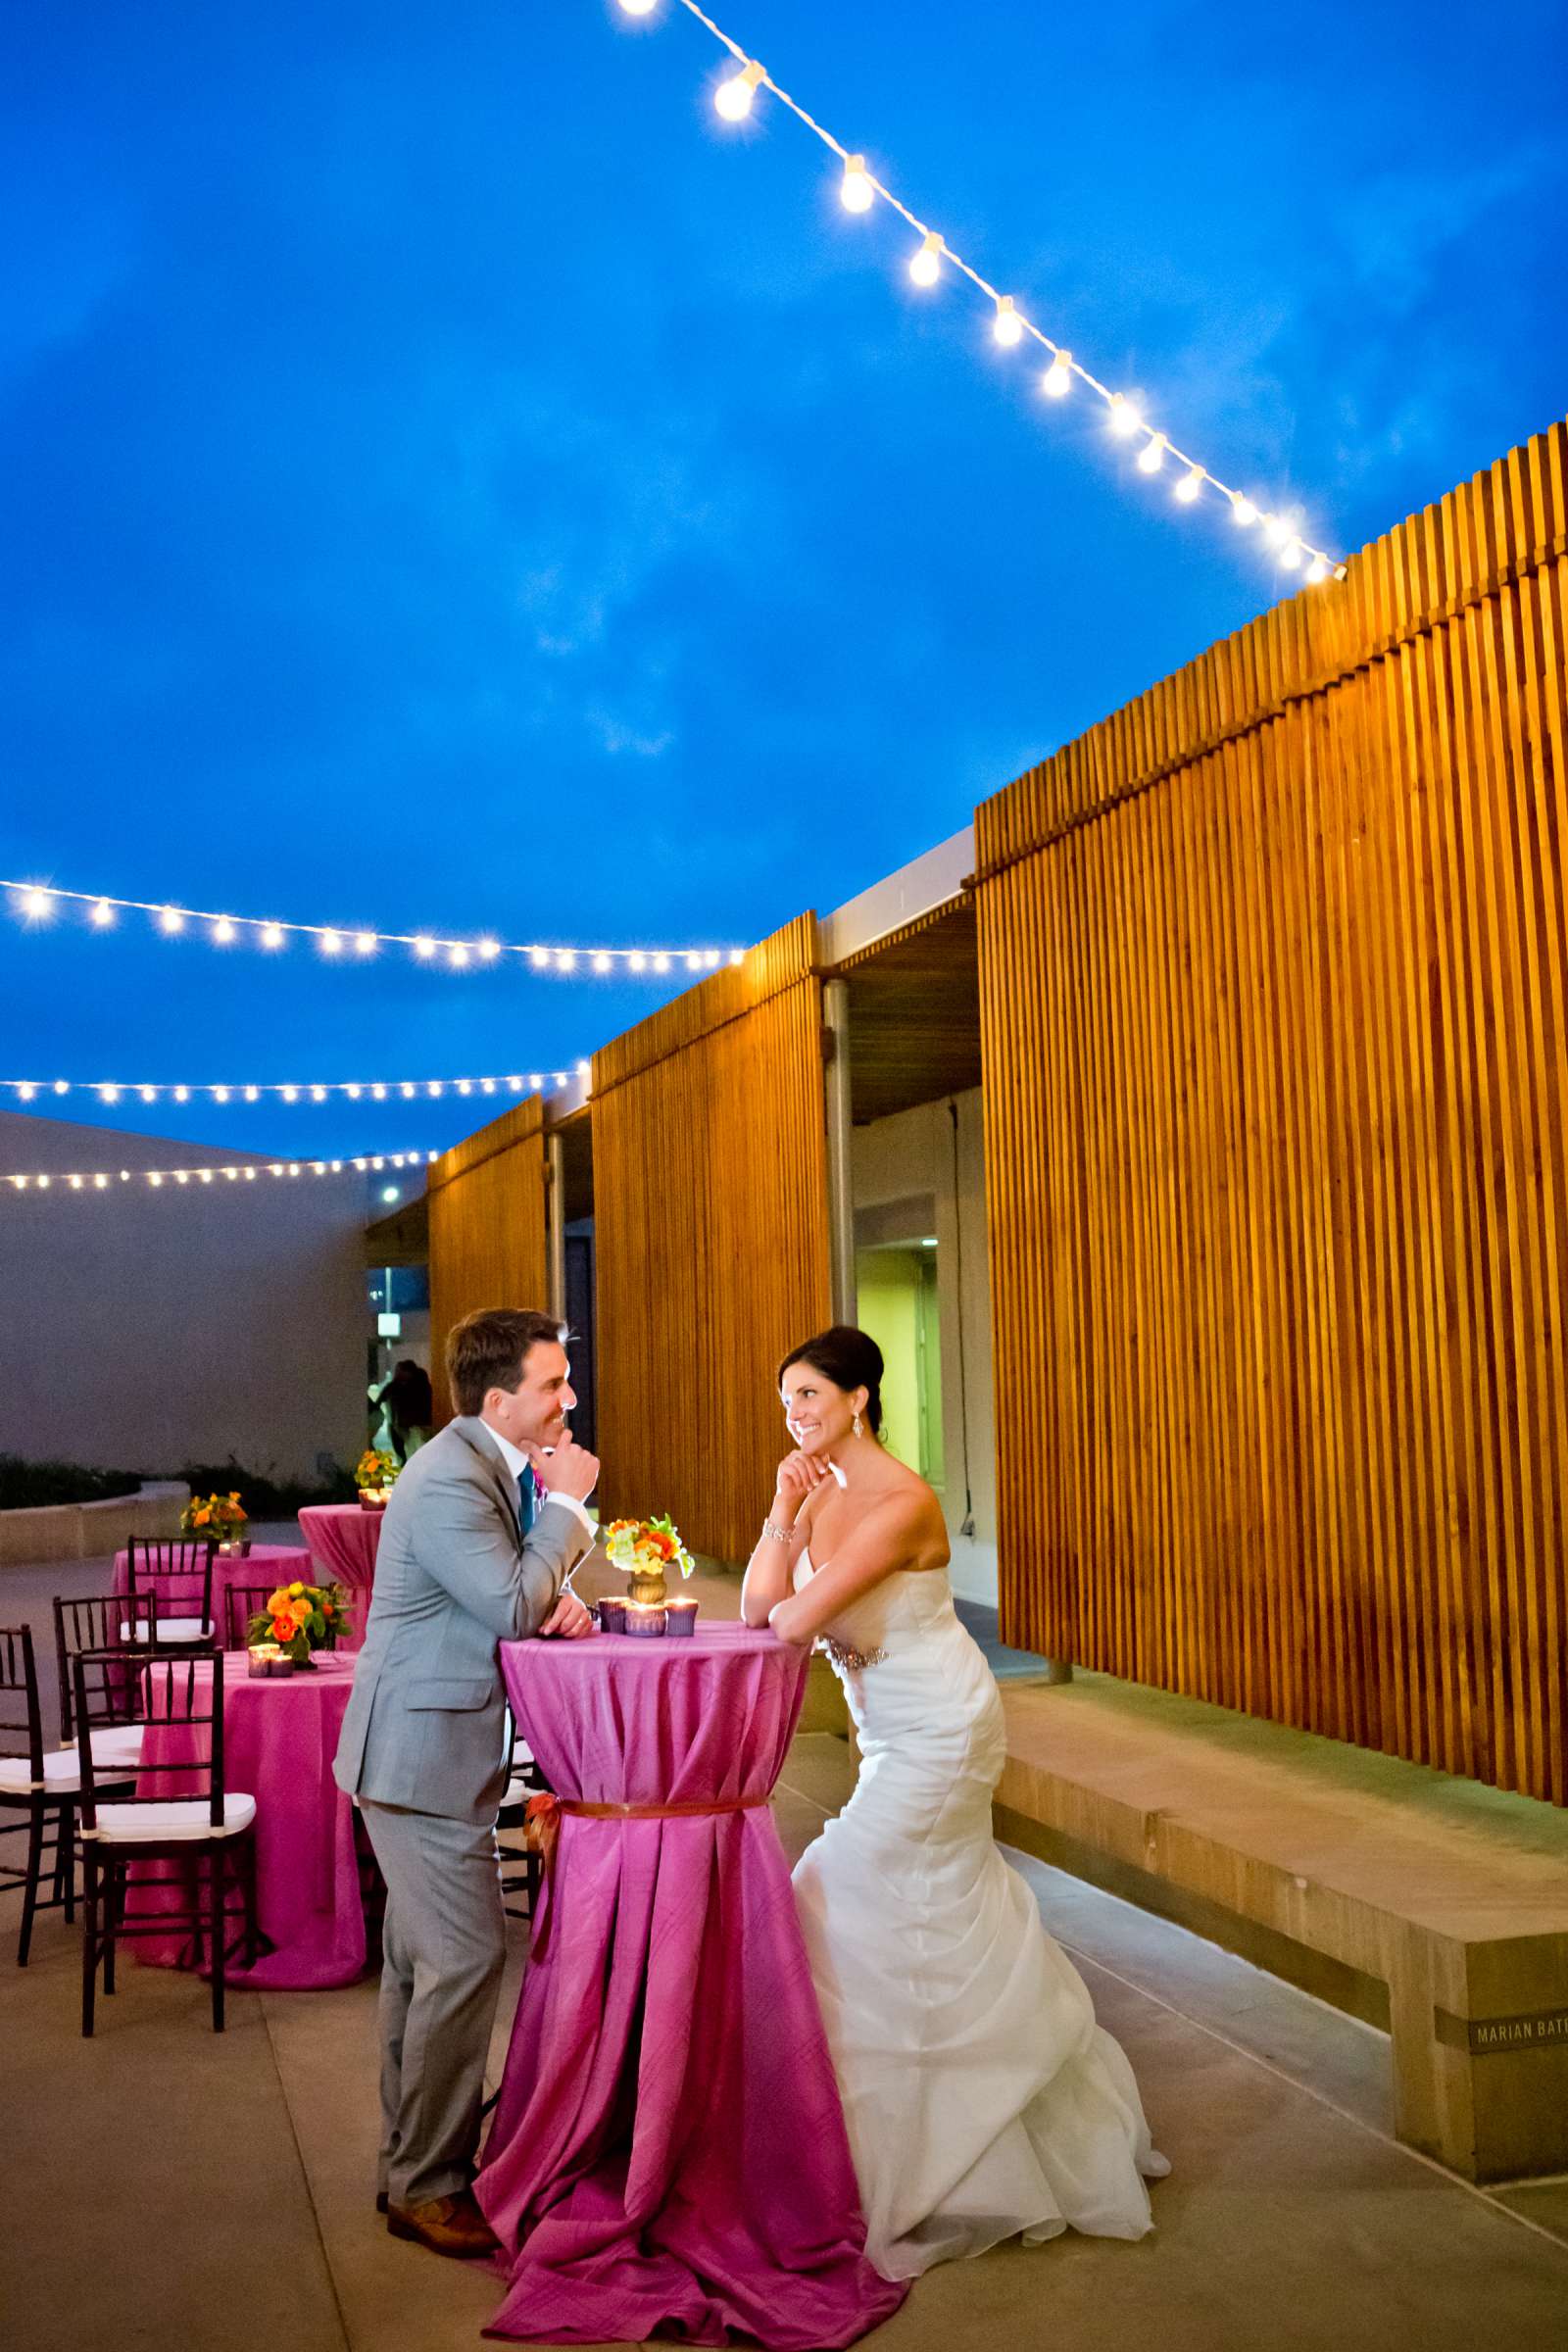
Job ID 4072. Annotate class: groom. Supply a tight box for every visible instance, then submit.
[333,1306,599,2260]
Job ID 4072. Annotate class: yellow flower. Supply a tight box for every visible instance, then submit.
[288,1583,304,1598]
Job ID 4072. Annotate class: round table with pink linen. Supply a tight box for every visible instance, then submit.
[112,1544,310,1649]
[298,1504,382,1623]
[135,1651,367,1990]
[475,1621,906,2350]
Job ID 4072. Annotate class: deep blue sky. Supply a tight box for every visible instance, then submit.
[3,0,1564,1160]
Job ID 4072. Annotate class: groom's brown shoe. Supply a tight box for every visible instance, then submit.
[385,2190,498,2260]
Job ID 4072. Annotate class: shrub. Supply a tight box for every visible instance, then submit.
[176,1457,357,1517]
[0,1457,143,1510]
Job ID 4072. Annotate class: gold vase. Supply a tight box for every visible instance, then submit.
[628,1565,667,1606]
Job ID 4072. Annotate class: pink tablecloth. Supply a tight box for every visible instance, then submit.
[113,1544,310,1648]
[298,1504,382,1620]
[476,1623,905,2349]
[135,1651,366,1990]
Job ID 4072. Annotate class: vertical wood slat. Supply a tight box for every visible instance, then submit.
[976,417,1568,1806]
[591,915,832,1562]
[426,1099,550,1423]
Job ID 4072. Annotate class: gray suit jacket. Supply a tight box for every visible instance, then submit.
[332,1416,593,1825]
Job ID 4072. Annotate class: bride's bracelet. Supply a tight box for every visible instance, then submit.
[761,1517,795,1546]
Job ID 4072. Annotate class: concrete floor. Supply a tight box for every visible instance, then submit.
[3,1548,1567,2349]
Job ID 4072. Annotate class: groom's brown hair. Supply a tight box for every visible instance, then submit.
[446,1307,565,1416]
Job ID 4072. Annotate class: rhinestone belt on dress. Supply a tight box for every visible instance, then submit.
[816,1635,887,1671]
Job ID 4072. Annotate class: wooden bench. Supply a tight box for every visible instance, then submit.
[991,1670,1568,2182]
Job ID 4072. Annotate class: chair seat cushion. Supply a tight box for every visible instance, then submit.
[0,1748,83,1794]
[119,1619,214,1643]
[86,1725,146,1771]
[83,1793,257,1843]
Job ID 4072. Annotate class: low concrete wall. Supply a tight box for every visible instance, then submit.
[0,1480,188,1567]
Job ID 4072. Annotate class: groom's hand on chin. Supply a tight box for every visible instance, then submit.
[538,1589,594,1640]
[524,1430,600,1503]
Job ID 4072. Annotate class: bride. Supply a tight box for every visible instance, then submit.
[742,1325,1167,2281]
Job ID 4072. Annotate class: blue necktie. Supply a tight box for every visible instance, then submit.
[516,1468,537,1535]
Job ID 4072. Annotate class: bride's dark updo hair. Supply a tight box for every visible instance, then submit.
[777,1325,885,1438]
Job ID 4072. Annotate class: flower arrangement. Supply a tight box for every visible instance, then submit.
[356,1448,399,1507]
[181,1490,248,1548]
[605,1513,695,1605]
[247,1578,351,1667]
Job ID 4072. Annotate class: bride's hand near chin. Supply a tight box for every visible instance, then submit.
[740,1451,824,1626]
[772,1448,829,1522]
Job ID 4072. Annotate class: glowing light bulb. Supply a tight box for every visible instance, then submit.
[428,1082,443,1098]
[1264,514,1293,549]
[992,296,1023,348]
[173,1085,189,1103]
[457,1079,471,1097]
[528,1072,542,1091]
[1175,466,1203,505]
[198,1169,212,1185]
[705,949,721,968]
[22,887,53,919]
[213,917,235,944]
[415,935,435,959]
[149,1172,163,1188]
[372,1082,386,1101]
[557,949,576,972]
[477,938,500,961]
[401,1082,416,1099]
[1138,434,1167,475]
[618,0,658,14]
[654,953,671,974]
[99,1084,121,1103]
[1108,394,1141,438]
[244,1085,259,1102]
[213,1086,230,1103]
[1308,556,1331,585]
[685,951,703,972]
[909,232,942,287]
[1041,349,1071,397]
[1281,539,1303,569]
[530,947,550,970]
[346,1083,362,1100]
[91,899,114,928]
[481,1078,495,1094]
[311,1085,326,1102]
[1231,493,1258,527]
[449,944,469,968]
[281,1085,298,1102]
[18,1082,35,1101]
[840,154,874,213]
[629,950,647,972]
[714,60,764,121]
[593,952,612,973]
[94,1173,108,1189]
[244,1168,256,1181]
[729,948,745,966]
[160,906,184,934]
[355,932,376,957]
[140,1086,157,1103]
[53,1080,68,1096]
[320,929,342,956]
[261,922,283,949]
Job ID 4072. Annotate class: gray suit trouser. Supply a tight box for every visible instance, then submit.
[360,1799,506,2208]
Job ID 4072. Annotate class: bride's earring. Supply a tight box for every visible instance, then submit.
[853,1411,862,1440]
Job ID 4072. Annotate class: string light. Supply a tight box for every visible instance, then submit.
[4,1066,589,1104]
[840,154,874,214]
[713,59,764,120]
[909,231,942,288]
[1,880,747,969]
[1041,350,1071,398]
[992,295,1022,348]
[639,0,1348,582]
[1137,433,1167,476]
[2,1150,444,1200]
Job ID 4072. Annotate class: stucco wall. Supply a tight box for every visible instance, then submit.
[0,1110,370,1482]
[852,1089,997,1605]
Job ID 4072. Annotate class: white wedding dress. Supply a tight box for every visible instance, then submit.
[791,1553,1168,2280]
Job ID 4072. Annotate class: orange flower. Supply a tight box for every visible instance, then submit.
[270,1616,295,1642]
[289,1597,311,1628]
[267,1587,290,1616]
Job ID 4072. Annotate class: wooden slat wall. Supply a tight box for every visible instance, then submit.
[977,418,1568,1803]
[426,1098,550,1424]
[592,914,832,1559]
